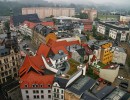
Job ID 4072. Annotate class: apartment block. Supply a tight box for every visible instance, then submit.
[100,42,113,64]
[22,7,75,19]
[0,32,20,84]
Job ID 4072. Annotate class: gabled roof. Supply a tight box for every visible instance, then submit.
[23,21,37,29]
[47,39,80,48]
[19,55,43,77]
[82,43,93,55]
[41,21,54,27]
[54,77,69,89]
[36,43,50,58]
[11,14,41,26]
[20,71,54,89]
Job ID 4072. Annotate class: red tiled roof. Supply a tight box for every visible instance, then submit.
[47,39,80,47]
[36,43,50,58]
[19,55,43,77]
[51,46,69,55]
[82,43,93,55]
[91,55,96,63]
[20,71,54,89]
[41,21,54,27]
[23,21,37,29]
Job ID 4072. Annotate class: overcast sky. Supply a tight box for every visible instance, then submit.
[46,0,129,5]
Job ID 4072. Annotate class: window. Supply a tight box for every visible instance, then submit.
[48,95,51,98]
[41,90,44,93]
[36,90,39,93]
[61,95,63,99]
[37,95,39,99]
[0,60,2,65]
[40,84,43,87]
[48,90,51,93]
[41,95,44,99]
[13,62,15,66]
[34,95,36,99]
[54,88,56,92]
[32,84,35,87]
[25,90,28,94]
[25,85,28,88]
[26,95,29,99]
[12,57,14,60]
[57,89,59,93]
[48,84,51,87]
[33,90,35,93]
[61,90,63,94]
[1,67,3,71]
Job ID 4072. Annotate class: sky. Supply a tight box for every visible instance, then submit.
[46,0,130,5]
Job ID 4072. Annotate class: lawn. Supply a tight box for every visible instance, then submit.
[67,59,80,75]
[97,62,106,68]
[98,14,119,20]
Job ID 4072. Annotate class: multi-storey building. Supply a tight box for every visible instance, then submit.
[100,42,113,64]
[97,21,130,42]
[19,55,55,100]
[112,46,127,66]
[32,24,57,48]
[120,15,130,23]
[22,7,75,19]
[0,32,20,84]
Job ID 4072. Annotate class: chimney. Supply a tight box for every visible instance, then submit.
[7,32,11,39]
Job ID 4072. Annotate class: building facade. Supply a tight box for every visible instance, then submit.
[97,21,130,42]
[22,7,75,19]
[112,47,127,65]
[100,42,113,64]
[32,24,57,48]
[0,32,20,84]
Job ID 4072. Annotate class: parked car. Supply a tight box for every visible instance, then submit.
[119,82,128,89]
[26,48,30,51]
[118,76,125,80]
[23,43,29,49]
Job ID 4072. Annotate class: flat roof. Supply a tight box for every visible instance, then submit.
[67,76,96,95]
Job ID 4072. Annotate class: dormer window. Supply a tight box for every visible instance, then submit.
[25,84,28,88]
[48,84,51,87]
[40,84,43,87]
[32,84,35,88]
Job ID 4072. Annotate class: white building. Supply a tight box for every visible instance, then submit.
[97,24,106,35]
[120,15,130,23]
[109,28,129,42]
[112,47,127,65]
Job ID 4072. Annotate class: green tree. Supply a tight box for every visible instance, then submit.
[92,25,97,37]
[75,13,88,19]
[4,21,10,32]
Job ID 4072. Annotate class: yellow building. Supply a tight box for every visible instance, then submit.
[100,42,113,64]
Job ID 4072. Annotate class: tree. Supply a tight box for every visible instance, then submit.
[75,13,88,19]
[4,21,10,32]
[92,25,97,37]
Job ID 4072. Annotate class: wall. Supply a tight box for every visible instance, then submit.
[22,7,75,19]
[52,82,64,100]
[112,50,127,65]
[97,25,106,35]
[64,90,80,100]
[0,49,20,84]
[21,88,52,100]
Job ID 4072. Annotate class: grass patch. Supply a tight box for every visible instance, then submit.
[97,62,106,68]
[98,14,119,20]
[86,67,99,79]
[67,59,80,75]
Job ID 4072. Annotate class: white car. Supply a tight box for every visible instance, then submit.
[118,76,125,80]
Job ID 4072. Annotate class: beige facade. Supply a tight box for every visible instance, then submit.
[0,49,20,84]
[65,90,80,100]
[82,8,97,21]
[22,7,75,19]
[32,30,46,48]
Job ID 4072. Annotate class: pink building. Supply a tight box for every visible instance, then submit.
[22,7,75,19]
[82,8,97,21]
